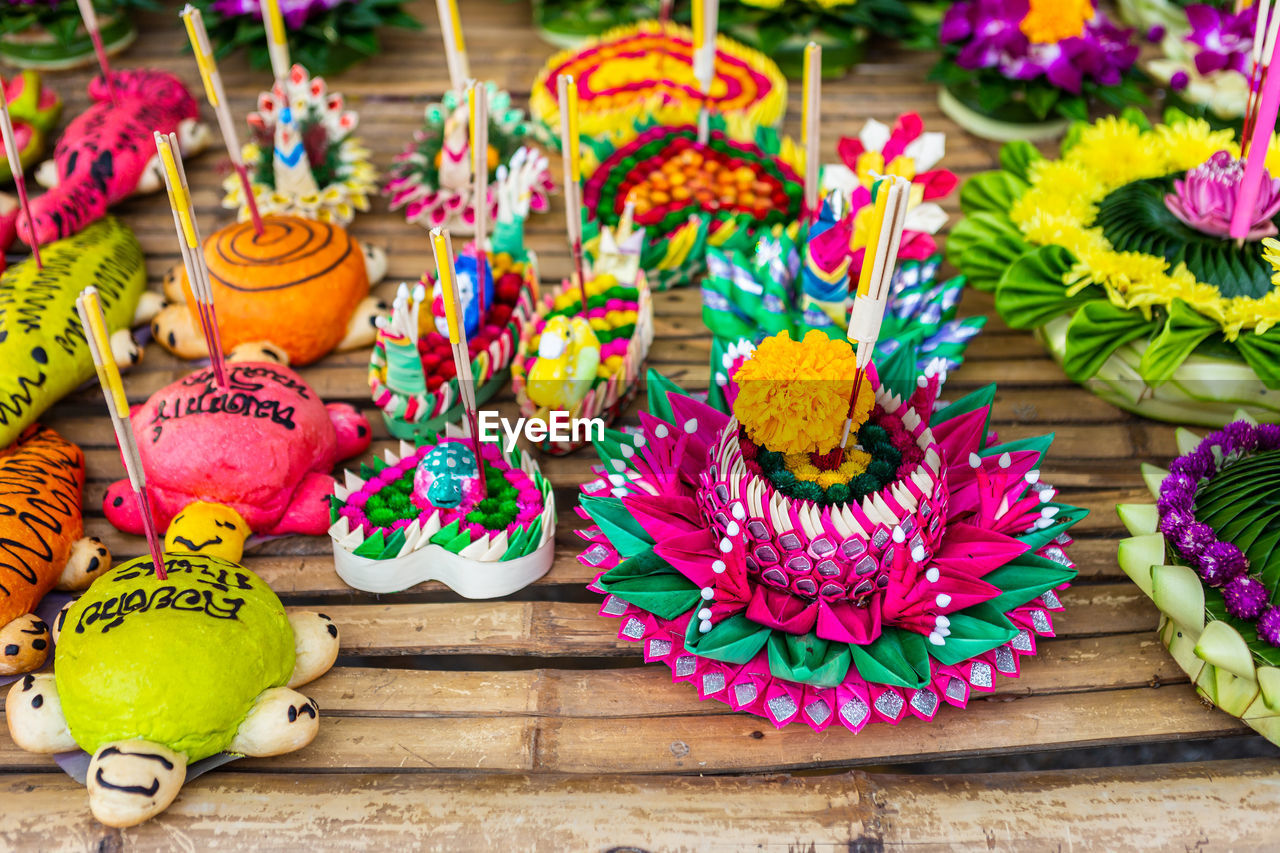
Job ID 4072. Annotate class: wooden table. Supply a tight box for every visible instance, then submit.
[1,2,1276,848]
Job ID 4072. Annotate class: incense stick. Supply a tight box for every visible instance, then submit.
[802,42,822,219]
[0,81,41,268]
[436,0,470,92]
[260,0,291,82]
[76,287,168,580]
[430,227,488,498]
[182,4,265,234]
[155,131,231,389]
[470,81,490,318]
[75,0,119,107]
[557,73,591,312]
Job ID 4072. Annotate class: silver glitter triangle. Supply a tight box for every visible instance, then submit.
[621,617,645,639]
[767,694,797,722]
[840,697,869,727]
[910,689,938,717]
[647,638,672,658]
[675,655,697,677]
[969,661,993,688]
[944,676,967,702]
[702,672,726,694]
[805,698,832,726]
[874,690,904,719]
[601,595,628,616]
[734,682,758,706]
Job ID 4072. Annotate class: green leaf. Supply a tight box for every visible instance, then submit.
[1233,326,1280,389]
[947,212,1026,290]
[597,550,700,621]
[1055,95,1090,122]
[581,495,654,559]
[1137,299,1221,385]
[684,613,773,664]
[994,245,1092,329]
[928,602,1019,666]
[1025,85,1058,120]
[999,140,1044,183]
[849,628,932,689]
[982,554,1078,612]
[959,171,1029,215]
[1062,300,1161,382]
[645,369,684,423]
[765,632,852,687]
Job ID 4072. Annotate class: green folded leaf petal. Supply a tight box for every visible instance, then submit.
[994,245,1092,329]
[1137,299,1221,385]
[1062,300,1160,382]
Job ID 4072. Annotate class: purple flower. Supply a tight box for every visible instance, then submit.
[1157,489,1194,516]
[1258,424,1280,449]
[1171,70,1190,90]
[1166,151,1280,240]
[1185,3,1256,76]
[1159,507,1196,540]
[1223,575,1269,619]
[939,0,1137,93]
[1176,521,1216,561]
[1194,540,1248,586]
[1170,453,1210,481]
[1256,606,1280,647]
[211,0,348,29]
[1146,24,1165,43]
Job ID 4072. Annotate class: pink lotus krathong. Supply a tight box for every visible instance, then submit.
[579,357,1084,732]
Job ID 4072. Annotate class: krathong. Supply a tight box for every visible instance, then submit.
[579,115,804,289]
[703,113,978,409]
[1118,412,1280,747]
[223,64,377,227]
[931,0,1142,141]
[385,84,554,234]
[950,110,1280,424]
[530,21,787,150]
[580,330,1084,731]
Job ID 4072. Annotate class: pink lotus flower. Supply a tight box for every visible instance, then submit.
[1166,150,1280,240]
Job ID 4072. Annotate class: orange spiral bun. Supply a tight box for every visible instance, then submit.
[180,216,369,366]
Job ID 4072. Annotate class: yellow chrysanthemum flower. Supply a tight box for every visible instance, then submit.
[1020,0,1092,43]
[1155,120,1238,173]
[733,330,872,455]
[1066,116,1165,188]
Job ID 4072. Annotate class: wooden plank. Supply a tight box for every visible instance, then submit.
[3,759,1277,851]
[249,584,1157,658]
[0,684,1244,775]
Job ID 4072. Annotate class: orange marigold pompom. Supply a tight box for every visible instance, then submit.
[732,330,873,456]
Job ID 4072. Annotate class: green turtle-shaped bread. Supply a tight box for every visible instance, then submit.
[4,552,339,827]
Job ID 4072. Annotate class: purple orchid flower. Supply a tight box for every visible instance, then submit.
[1185,3,1256,76]
[939,0,1138,93]
[211,0,348,29]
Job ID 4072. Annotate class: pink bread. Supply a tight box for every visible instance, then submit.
[103,362,371,537]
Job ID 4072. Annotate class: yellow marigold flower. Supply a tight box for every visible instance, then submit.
[732,330,871,455]
[1154,120,1238,173]
[741,0,786,7]
[1020,0,1092,43]
[1066,117,1164,188]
